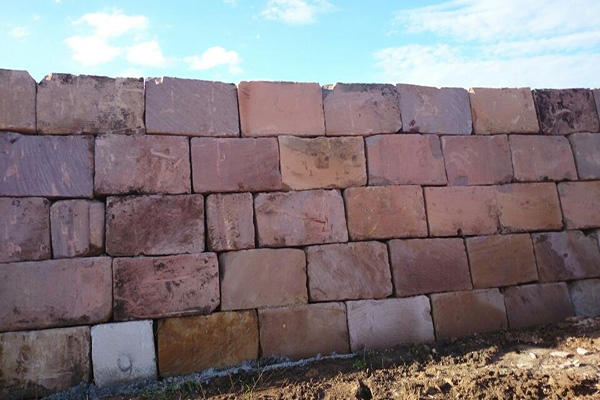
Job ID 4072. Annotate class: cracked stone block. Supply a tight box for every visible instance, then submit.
[0,68,36,133]
[0,197,50,263]
[533,89,600,135]
[51,200,104,258]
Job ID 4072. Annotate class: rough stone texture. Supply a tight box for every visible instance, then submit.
[37,73,144,134]
[442,135,513,185]
[466,234,538,288]
[558,181,600,229]
[95,134,190,196]
[595,89,600,120]
[533,89,600,135]
[145,77,239,137]
[504,283,574,329]
[322,83,402,136]
[388,238,472,297]
[0,197,50,263]
[157,311,259,376]
[91,320,156,388]
[469,87,539,134]
[397,84,472,134]
[191,137,282,193]
[50,200,104,259]
[344,185,427,240]
[106,195,204,257]
[0,69,36,133]
[113,253,220,321]
[425,186,499,236]
[0,132,94,197]
[0,257,112,332]
[238,81,325,137]
[510,135,578,181]
[258,303,349,360]
[569,132,600,179]
[279,135,367,190]
[255,190,348,247]
[347,297,435,351]
[0,326,90,399]
[431,289,508,339]
[568,279,600,317]
[365,134,447,185]
[206,193,254,252]
[495,183,562,232]
[306,242,392,302]
[219,249,307,310]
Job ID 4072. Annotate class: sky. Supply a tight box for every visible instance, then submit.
[1,0,599,88]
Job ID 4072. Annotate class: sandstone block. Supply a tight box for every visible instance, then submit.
[0,69,36,133]
[594,89,600,120]
[504,283,574,329]
[569,132,600,179]
[469,87,539,134]
[559,182,600,229]
[495,183,562,232]
[0,197,50,263]
[50,200,104,258]
[568,279,600,317]
[533,89,600,135]
[510,135,577,181]
[207,193,254,252]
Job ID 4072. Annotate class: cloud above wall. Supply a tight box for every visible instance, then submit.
[262,0,335,25]
[184,47,243,75]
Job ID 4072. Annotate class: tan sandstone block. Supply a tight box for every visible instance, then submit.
[0,68,36,133]
[558,181,600,229]
[569,132,600,180]
[207,193,255,252]
[469,87,539,134]
[0,197,50,263]
[504,283,574,329]
[50,200,104,258]
[510,135,577,182]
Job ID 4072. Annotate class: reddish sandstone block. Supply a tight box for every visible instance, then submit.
[0,197,50,263]
[533,89,600,135]
[50,200,104,258]
[106,195,204,257]
[365,134,447,185]
[344,185,427,240]
[569,132,600,179]
[469,87,539,134]
[559,182,600,229]
[389,238,472,297]
[206,193,254,252]
[495,183,562,232]
[466,234,538,288]
[568,279,600,317]
[504,283,574,329]
[510,135,577,181]
[258,303,349,360]
[238,81,325,137]
[0,257,112,332]
[594,89,600,120]
[191,137,282,193]
[0,69,36,133]
[255,190,348,247]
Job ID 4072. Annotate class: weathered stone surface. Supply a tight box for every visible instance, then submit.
[219,249,307,310]
[365,134,447,185]
[469,87,539,134]
[347,297,434,352]
[191,137,282,193]
[95,134,190,195]
[0,132,94,197]
[504,283,574,329]
[397,84,472,134]
[495,183,562,232]
[569,132,600,179]
[0,327,90,399]
[510,135,577,181]
[306,242,392,301]
[106,195,204,257]
[113,253,219,320]
[431,289,508,339]
[322,83,401,135]
[145,77,239,137]
[568,279,600,317]
[389,238,472,297]
[50,200,104,258]
[594,89,600,121]
[37,73,144,134]
[206,193,254,252]
[238,81,325,137]
[0,69,36,133]
[255,190,348,247]
[0,197,50,263]
[279,135,367,190]
[466,234,538,288]
[157,311,259,376]
[0,257,112,332]
[442,135,513,185]
[259,303,349,360]
[91,320,156,387]
[533,89,600,135]
[559,181,600,229]
[344,185,427,240]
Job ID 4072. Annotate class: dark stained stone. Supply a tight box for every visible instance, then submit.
[504,283,574,329]
[533,89,600,135]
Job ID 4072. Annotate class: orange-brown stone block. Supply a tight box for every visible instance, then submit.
[0,197,50,263]
[509,135,577,182]
[558,181,600,229]
[206,193,255,252]
[495,183,562,232]
[50,200,104,258]
[469,87,539,134]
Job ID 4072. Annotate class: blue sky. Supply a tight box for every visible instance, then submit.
[1,0,599,88]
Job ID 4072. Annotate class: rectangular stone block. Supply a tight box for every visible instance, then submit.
[113,253,219,321]
[37,73,144,134]
[510,135,577,181]
[157,311,259,376]
[469,87,539,134]
[495,183,562,232]
[569,132,600,180]
[191,137,282,193]
[106,195,204,257]
[595,89,600,120]
[0,197,50,263]
[207,193,254,252]
[219,248,307,310]
[50,200,104,258]
[255,189,348,247]
[504,283,574,329]
[258,303,349,360]
[145,77,239,137]
[0,69,36,133]
[568,279,600,317]
[559,181,600,229]
[533,89,600,135]
[0,132,94,197]
[347,297,435,352]
[0,257,112,332]
[365,134,447,185]
[95,134,190,196]
[238,81,325,137]
[344,185,427,240]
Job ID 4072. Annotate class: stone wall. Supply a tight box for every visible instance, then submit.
[1,68,600,398]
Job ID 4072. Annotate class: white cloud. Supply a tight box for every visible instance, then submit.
[33,14,41,21]
[73,11,147,38]
[10,26,29,39]
[223,0,238,6]
[262,0,334,25]
[65,35,122,66]
[126,40,166,67]
[185,46,243,74]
